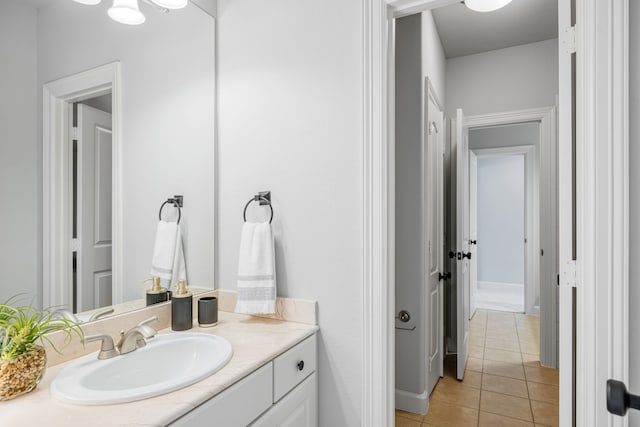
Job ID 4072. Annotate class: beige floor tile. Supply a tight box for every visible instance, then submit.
[519,340,540,354]
[485,337,521,352]
[423,401,479,427]
[479,411,535,426]
[527,382,559,404]
[430,378,481,409]
[484,348,523,364]
[482,373,529,398]
[531,400,559,426]
[521,353,540,364]
[470,335,484,347]
[480,390,533,422]
[483,359,526,380]
[395,414,422,427]
[469,344,485,359]
[395,409,423,422]
[467,357,483,372]
[462,370,483,388]
[524,366,559,385]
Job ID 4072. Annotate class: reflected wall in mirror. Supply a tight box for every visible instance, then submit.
[0,0,216,320]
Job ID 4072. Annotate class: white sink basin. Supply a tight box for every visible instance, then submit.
[51,333,232,405]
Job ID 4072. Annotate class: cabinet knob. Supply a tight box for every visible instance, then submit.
[297,360,305,371]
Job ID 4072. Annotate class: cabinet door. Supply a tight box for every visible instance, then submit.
[251,373,317,427]
[169,363,273,427]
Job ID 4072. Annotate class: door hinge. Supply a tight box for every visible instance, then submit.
[560,259,577,288]
[562,25,576,55]
[72,126,79,140]
[71,238,79,252]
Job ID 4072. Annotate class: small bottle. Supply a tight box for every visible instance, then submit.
[145,277,169,306]
[171,279,193,331]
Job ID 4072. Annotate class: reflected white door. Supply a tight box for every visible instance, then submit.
[77,104,113,312]
[469,151,478,319]
[425,95,444,395]
[455,108,470,380]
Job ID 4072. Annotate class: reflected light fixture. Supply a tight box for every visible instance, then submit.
[108,0,146,25]
[464,0,513,12]
[71,0,185,25]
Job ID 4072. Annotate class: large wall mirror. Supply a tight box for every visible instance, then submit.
[0,0,215,322]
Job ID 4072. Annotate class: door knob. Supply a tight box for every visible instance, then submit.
[469,240,477,245]
[457,252,471,260]
[607,379,640,416]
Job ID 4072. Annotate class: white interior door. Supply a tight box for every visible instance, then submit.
[469,151,478,319]
[455,108,470,380]
[425,95,444,395]
[77,104,113,312]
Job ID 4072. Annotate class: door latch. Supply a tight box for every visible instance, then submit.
[396,310,411,323]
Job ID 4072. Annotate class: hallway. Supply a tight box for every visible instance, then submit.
[395,310,559,426]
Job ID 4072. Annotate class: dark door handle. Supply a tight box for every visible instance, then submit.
[461,252,472,260]
[438,272,451,281]
[469,240,477,245]
[607,379,640,416]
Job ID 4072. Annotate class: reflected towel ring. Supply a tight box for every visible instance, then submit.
[243,196,274,224]
[159,199,181,224]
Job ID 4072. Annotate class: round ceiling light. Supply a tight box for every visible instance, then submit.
[150,0,188,9]
[73,0,102,4]
[108,0,146,25]
[465,0,513,12]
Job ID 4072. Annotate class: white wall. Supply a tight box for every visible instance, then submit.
[0,1,39,306]
[629,0,640,424]
[35,2,215,303]
[476,155,525,284]
[216,0,362,425]
[445,39,558,117]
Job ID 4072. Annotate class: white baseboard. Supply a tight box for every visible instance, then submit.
[528,305,540,316]
[478,281,524,288]
[395,388,428,415]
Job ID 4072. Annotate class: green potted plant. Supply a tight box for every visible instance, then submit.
[0,302,82,400]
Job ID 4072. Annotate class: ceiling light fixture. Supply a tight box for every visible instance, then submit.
[464,0,513,12]
[73,0,102,5]
[149,0,187,10]
[108,0,146,25]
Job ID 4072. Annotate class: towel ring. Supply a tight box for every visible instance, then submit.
[243,196,274,224]
[159,200,181,224]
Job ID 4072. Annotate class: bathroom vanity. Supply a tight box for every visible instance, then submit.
[2,309,318,427]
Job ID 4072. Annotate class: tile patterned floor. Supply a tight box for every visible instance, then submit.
[395,310,559,427]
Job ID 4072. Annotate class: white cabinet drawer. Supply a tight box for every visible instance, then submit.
[169,362,273,427]
[273,335,316,402]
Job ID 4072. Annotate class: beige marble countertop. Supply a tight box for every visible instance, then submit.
[1,311,318,427]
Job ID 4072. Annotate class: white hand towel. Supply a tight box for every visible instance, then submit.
[150,220,187,288]
[235,222,276,314]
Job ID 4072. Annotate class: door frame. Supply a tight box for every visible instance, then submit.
[471,144,537,316]
[362,0,629,425]
[43,62,123,311]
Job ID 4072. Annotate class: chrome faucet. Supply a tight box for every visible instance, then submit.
[83,316,158,359]
[116,316,158,355]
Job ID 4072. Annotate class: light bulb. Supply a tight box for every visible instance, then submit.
[73,0,102,4]
[108,0,146,25]
[149,0,188,9]
[465,0,513,12]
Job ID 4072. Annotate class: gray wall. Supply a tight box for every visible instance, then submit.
[394,13,424,397]
[216,0,363,425]
[445,39,558,117]
[476,156,525,284]
[629,1,639,425]
[0,1,39,305]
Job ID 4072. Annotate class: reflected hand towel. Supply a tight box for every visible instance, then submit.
[235,222,276,314]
